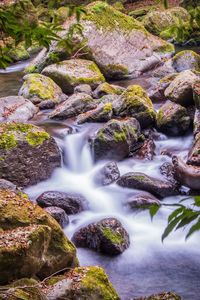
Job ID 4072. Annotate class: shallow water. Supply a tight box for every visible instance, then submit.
[1,57,200,300]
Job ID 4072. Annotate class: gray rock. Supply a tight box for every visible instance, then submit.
[0,179,17,191]
[172,50,200,73]
[74,84,92,95]
[45,206,69,228]
[77,102,113,124]
[93,162,120,186]
[0,96,38,122]
[125,193,160,209]
[92,82,124,99]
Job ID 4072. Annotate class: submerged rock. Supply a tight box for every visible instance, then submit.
[91,118,142,161]
[117,172,178,198]
[19,74,66,109]
[164,70,199,106]
[36,191,86,214]
[0,122,61,188]
[0,189,78,282]
[49,92,95,120]
[156,100,190,136]
[45,266,120,300]
[114,85,156,128]
[173,156,200,190]
[0,96,38,122]
[45,206,69,228]
[93,161,120,186]
[42,59,105,94]
[72,217,130,255]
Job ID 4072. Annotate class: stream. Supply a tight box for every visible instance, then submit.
[1,54,200,300]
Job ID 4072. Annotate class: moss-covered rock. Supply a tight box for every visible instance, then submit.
[143,7,190,40]
[115,85,156,128]
[42,59,105,94]
[0,189,78,281]
[45,266,120,299]
[0,122,61,187]
[125,192,160,210]
[93,82,125,98]
[8,42,30,62]
[172,50,200,73]
[72,218,129,255]
[91,117,142,161]
[0,96,38,122]
[19,74,66,109]
[0,278,46,300]
[77,102,113,124]
[49,92,95,119]
[164,70,199,106]
[156,100,190,136]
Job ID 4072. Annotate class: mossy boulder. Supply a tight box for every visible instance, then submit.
[156,100,190,136]
[45,266,120,300]
[72,218,130,255]
[0,278,46,300]
[49,92,95,119]
[172,50,200,73]
[115,85,156,128]
[8,42,30,62]
[0,122,61,187]
[77,102,113,124]
[0,189,78,280]
[42,59,105,94]
[91,117,142,161]
[0,96,38,122]
[143,7,190,40]
[164,70,199,106]
[19,74,67,109]
[34,2,174,78]
[0,224,52,283]
[117,172,179,198]
[93,82,124,98]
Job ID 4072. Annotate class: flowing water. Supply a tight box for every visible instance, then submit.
[1,57,200,299]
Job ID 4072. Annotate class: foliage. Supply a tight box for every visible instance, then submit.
[0,0,86,68]
[149,196,200,241]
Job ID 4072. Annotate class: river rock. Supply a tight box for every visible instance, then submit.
[0,179,17,191]
[49,93,95,119]
[143,7,190,40]
[74,84,92,95]
[156,100,190,136]
[187,132,200,166]
[133,138,155,160]
[164,70,199,106]
[93,161,120,186]
[0,278,46,300]
[117,172,178,198]
[34,2,174,78]
[72,217,130,255]
[45,206,69,228]
[91,118,142,161]
[133,291,181,300]
[45,266,120,300]
[19,74,67,109]
[0,189,78,282]
[77,102,113,124]
[93,82,124,98]
[42,59,105,94]
[0,96,38,122]
[194,109,200,137]
[114,85,156,128]
[172,50,200,73]
[173,155,200,190]
[36,191,86,214]
[160,162,180,188]
[0,122,61,188]
[125,192,160,209]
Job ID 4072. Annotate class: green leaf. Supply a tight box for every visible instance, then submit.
[149,204,160,220]
[186,219,200,239]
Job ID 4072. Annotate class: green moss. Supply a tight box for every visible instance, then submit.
[103,102,113,113]
[25,65,37,74]
[156,42,175,54]
[103,64,129,77]
[102,227,123,244]
[113,131,126,142]
[0,133,17,150]
[156,109,164,125]
[26,131,49,146]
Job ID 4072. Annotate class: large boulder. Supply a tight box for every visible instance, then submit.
[117,172,179,198]
[171,50,200,73]
[42,59,105,94]
[72,218,130,255]
[91,118,142,161]
[36,191,86,214]
[164,70,199,106]
[49,93,95,119]
[0,189,78,282]
[114,85,156,128]
[0,122,61,187]
[19,74,66,109]
[143,7,190,39]
[0,96,38,122]
[45,266,120,300]
[33,2,174,79]
[156,100,190,136]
